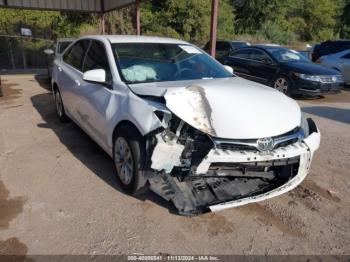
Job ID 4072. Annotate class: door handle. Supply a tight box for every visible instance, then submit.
[75,80,81,86]
[58,66,62,72]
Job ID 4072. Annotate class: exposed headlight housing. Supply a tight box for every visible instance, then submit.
[300,113,309,137]
[295,73,343,83]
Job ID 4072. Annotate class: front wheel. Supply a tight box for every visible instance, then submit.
[113,125,147,194]
[273,76,291,95]
[53,88,69,122]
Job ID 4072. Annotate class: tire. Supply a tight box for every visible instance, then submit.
[273,75,291,95]
[53,88,69,122]
[113,125,147,194]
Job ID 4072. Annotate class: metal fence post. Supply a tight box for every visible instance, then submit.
[0,76,3,97]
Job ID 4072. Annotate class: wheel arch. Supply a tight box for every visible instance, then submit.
[112,120,143,143]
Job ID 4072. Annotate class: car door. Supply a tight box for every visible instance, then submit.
[73,40,114,150]
[58,40,90,120]
[248,49,278,84]
[224,48,253,79]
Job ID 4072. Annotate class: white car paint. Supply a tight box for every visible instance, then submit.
[318,49,350,84]
[52,35,320,214]
[163,77,301,139]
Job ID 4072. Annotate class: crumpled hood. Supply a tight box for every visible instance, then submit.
[131,77,301,139]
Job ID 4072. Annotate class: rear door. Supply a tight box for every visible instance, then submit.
[58,40,90,120]
[224,48,253,79]
[216,41,231,63]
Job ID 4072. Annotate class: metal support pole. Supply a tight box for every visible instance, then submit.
[136,0,141,35]
[100,0,106,34]
[210,0,219,58]
[100,13,106,34]
[0,76,3,97]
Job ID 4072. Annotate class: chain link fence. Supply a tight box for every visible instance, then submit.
[0,35,53,71]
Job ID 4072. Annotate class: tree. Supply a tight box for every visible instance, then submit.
[339,0,350,38]
[141,0,235,45]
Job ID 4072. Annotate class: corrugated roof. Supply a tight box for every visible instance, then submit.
[0,0,136,12]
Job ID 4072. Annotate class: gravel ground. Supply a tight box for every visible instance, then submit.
[0,74,349,256]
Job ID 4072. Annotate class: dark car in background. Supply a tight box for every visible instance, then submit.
[311,40,350,62]
[204,40,250,63]
[224,45,343,96]
[44,38,74,79]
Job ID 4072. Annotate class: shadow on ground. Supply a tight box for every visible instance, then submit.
[302,106,350,125]
[34,74,51,91]
[30,86,178,215]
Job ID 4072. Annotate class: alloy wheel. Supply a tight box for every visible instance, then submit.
[115,137,134,185]
[274,77,289,94]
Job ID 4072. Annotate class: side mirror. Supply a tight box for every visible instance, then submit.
[44,49,54,55]
[83,69,106,84]
[223,65,234,74]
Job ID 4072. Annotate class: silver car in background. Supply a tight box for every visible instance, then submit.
[318,49,350,85]
[44,38,75,79]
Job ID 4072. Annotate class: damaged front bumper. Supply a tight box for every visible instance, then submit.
[208,131,320,211]
[147,119,320,215]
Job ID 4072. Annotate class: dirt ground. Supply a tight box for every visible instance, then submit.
[0,74,349,256]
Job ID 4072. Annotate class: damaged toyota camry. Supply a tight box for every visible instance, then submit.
[52,35,320,215]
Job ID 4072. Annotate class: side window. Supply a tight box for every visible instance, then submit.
[83,40,111,80]
[231,49,252,59]
[63,40,89,71]
[342,52,350,59]
[251,50,271,63]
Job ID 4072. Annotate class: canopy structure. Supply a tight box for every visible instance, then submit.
[0,0,136,12]
[0,0,219,57]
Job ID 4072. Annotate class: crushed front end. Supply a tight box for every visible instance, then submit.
[145,111,320,215]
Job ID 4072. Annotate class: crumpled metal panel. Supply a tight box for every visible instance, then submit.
[0,0,136,12]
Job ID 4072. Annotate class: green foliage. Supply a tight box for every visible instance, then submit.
[257,21,297,45]
[0,8,93,38]
[339,0,350,38]
[141,0,235,45]
[0,0,348,47]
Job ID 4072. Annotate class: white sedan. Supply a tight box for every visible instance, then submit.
[318,49,350,85]
[51,35,320,215]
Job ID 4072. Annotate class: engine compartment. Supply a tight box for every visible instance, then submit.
[145,112,308,215]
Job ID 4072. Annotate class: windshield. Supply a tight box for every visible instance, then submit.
[112,43,233,84]
[266,48,310,63]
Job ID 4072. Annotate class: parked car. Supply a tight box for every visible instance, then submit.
[317,49,350,86]
[224,45,343,96]
[204,40,250,63]
[52,35,320,215]
[44,38,75,79]
[311,40,350,62]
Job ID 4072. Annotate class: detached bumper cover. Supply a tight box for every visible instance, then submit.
[208,131,320,212]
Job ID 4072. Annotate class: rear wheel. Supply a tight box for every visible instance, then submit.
[113,125,147,194]
[273,76,291,95]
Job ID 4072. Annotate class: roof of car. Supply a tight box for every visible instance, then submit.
[79,35,189,44]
